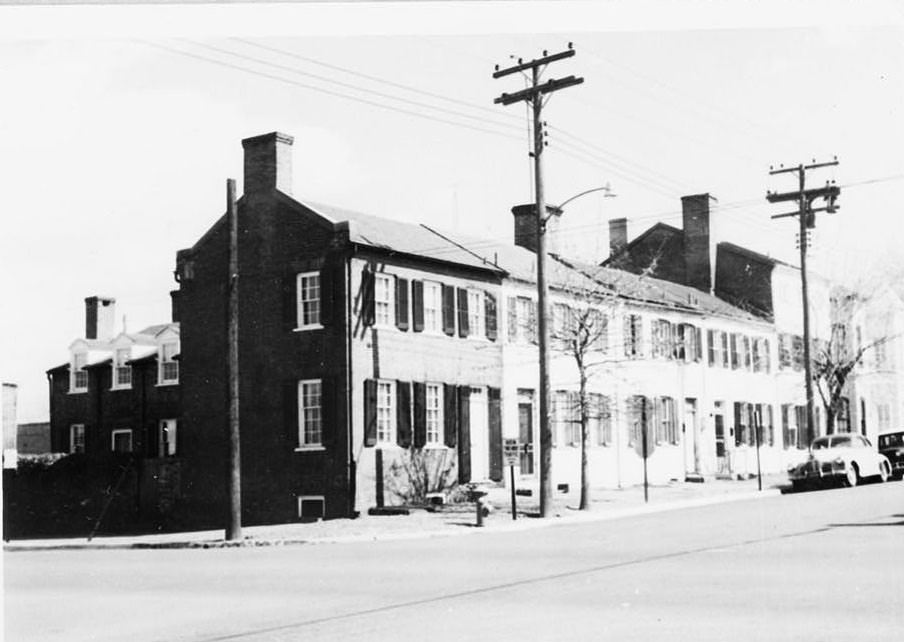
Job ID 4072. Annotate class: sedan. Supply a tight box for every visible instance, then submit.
[878,431,904,479]
[788,434,891,491]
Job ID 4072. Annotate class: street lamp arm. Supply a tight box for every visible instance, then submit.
[554,185,616,211]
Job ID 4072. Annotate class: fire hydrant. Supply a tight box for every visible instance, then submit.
[468,487,490,527]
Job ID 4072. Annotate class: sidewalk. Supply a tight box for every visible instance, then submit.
[3,474,788,552]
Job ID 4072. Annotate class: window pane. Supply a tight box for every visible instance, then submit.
[298,274,321,326]
[300,381,322,446]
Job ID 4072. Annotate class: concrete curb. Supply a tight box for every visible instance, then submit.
[4,487,782,552]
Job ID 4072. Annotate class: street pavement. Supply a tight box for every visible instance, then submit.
[5,479,903,642]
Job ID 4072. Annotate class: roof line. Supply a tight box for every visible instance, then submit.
[418,224,506,275]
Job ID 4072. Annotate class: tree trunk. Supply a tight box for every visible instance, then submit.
[825,408,836,435]
[579,371,590,511]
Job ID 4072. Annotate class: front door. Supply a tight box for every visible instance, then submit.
[518,400,534,475]
[714,401,731,474]
[469,387,489,481]
[684,398,699,475]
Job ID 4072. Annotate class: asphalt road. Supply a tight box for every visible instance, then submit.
[5,481,903,642]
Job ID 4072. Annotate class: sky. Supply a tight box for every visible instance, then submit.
[1,1,903,422]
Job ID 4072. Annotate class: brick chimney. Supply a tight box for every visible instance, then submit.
[682,193,716,293]
[85,296,116,341]
[242,132,294,196]
[512,203,562,255]
[608,218,627,258]
[170,290,181,324]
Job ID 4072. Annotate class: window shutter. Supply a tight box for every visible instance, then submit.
[457,386,471,483]
[319,262,334,327]
[485,292,498,341]
[766,405,775,446]
[507,297,518,341]
[634,316,644,357]
[488,387,502,481]
[457,288,469,338]
[321,377,336,448]
[695,327,703,362]
[764,338,771,373]
[707,329,715,366]
[734,402,742,446]
[443,383,458,447]
[395,277,409,331]
[413,382,427,448]
[396,381,412,448]
[743,336,752,370]
[364,379,377,447]
[283,380,299,446]
[730,334,739,370]
[411,280,424,332]
[283,274,299,331]
[781,405,790,449]
[361,268,375,327]
[748,404,756,446]
[624,316,633,357]
[720,332,729,367]
[442,285,455,336]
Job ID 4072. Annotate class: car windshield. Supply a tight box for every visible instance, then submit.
[811,438,831,450]
[830,436,853,448]
[879,433,904,449]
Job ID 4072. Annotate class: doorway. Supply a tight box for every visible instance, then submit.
[469,387,489,481]
[518,389,534,475]
[714,401,730,475]
[683,398,699,475]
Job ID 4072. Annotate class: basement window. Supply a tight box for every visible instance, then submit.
[297,495,325,521]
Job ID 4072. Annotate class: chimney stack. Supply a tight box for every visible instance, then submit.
[681,193,716,293]
[512,204,562,255]
[242,132,294,196]
[85,296,116,341]
[608,218,627,258]
[170,290,181,324]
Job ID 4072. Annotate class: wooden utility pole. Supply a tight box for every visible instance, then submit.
[493,46,583,517]
[767,159,840,447]
[226,178,242,541]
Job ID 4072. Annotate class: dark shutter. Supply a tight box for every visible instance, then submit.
[721,332,729,368]
[413,382,427,448]
[364,379,377,447]
[782,405,790,449]
[443,383,458,447]
[361,268,375,327]
[396,381,412,448]
[282,274,298,331]
[730,334,739,370]
[412,280,425,332]
[488,387,502,481]
[283,380,299,447]
[764,338,771,373]
[766,404,775,446]
[442,285,455,336]
[321,377,336,448]
[395,277,409,331]
[457,288,469,338]
[457,386,471,483]
[485,292,498,341]
[734,402,742,446]
[319,262,335,327]
[707,329,715,366]
[695,327,703,362]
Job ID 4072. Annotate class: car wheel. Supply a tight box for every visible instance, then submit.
[844,463,859,488]
[879,461,890,483]
[791,480,807,493]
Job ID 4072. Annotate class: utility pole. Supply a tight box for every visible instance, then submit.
[767,159,840,447]
[226,178,242,541]
[493,45,583,517]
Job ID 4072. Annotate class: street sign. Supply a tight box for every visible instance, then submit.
[633,422,656,459]
[503,438,520,466]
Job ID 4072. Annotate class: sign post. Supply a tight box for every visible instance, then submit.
[754,408,763,491]
[633,399,655,503]
[503,438,520,520]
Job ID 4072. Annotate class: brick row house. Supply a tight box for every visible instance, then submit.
[46,131,880,528]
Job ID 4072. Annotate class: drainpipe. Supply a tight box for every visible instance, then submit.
[345,249,356,517]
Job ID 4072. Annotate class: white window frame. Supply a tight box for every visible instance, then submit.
[111,428,133,453]
[297,495,325,520]
[467,289,485,339]
[295,272,322,330]
[70,424,85,454]
[516,296,533,343]
[112,348,132,390]
[159,342,179,385]
[159,419,178,457]
[70,352,88,393]
[297,379,324,450]
[374,274,394,328]
[425,383,444,446]
[376,380,396,445]
[423,281,442,333]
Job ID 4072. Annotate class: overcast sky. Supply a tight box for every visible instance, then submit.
[2,1,902,422]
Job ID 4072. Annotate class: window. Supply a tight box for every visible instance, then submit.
[377,380,396,444]
[298,380,323,448]
[729,334,740,369]
[554,391,581,446]
[423,281,442,332]
[552,303,573,348]
[467,290,484,338]
[734,402,749,446]
[708,329,726,367]
[374,274,394,327]
[508,296,536,344]
[297,495,325,520]
[778,333,792,369]
[159,342,179,384]
[159,419,178,456]
[111,429,133,453]
[741,336,752,371]
[878,404,891,431]
[652,319,673,359]
[874,341,888,370]
[296,272,321,328]
[113,348,132,389]
[425,383,443,445]
[791,335,804,371]
[624,314,643,358]
[655,397,678,444]
[587,310,608,353]
[782,405,796,451]
[628,395,649,446]
[71,352,88,392]
[589,393,611,446]
[70,424,85,454]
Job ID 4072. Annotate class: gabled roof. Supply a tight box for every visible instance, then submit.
[601,221,682,267]
[136,323,179,339]
[717,241,795,270]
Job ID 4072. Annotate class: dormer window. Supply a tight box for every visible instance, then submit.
[113,348,132,389]
[71,352,88,392]
[159,342,179,384]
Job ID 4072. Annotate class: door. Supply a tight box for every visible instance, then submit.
[714,401,730,474]
[684,399,699,475]
[518,399,534,475]
[469,387,489,481]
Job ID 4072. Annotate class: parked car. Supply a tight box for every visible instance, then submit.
[878,431,904,479]
[788,434,891,491]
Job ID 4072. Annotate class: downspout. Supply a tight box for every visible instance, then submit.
[46,372,54,452]
[346,247,356,517]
